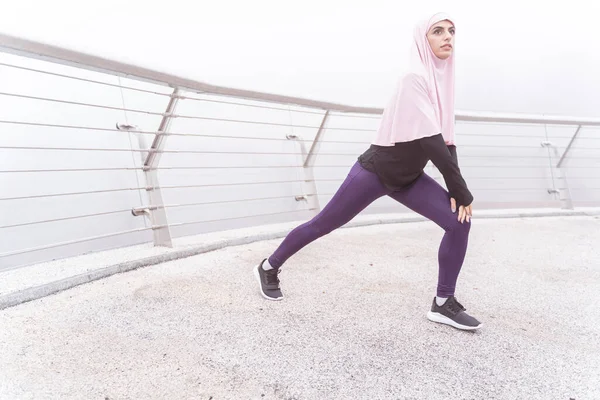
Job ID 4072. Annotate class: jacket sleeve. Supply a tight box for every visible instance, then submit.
[447,144,458,165]
[419,134,473,206]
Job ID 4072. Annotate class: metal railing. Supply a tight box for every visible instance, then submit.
[0,32,599,271]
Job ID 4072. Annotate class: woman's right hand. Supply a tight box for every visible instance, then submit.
[458,204,472,224]
[450,197,472,223]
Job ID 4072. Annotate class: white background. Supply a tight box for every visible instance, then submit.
[2,0,600,116]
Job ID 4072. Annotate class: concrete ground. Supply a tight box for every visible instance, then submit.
[0,215,599,400]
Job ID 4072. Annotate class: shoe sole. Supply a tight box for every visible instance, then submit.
[254,264,284,301]
[427,311,482,331]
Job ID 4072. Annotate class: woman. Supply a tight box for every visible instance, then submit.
[254,13,482,331]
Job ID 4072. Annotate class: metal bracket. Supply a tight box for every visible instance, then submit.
[294,195,308,202]
[131,207,151,217]
[116,123,139,131]
[540,141,554,147]
[286,134,299,140]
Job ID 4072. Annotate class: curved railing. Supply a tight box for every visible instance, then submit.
[1,33,599,271]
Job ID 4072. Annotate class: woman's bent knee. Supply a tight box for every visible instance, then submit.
[444,217,471,234]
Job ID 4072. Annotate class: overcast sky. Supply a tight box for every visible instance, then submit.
[1,0,600,117]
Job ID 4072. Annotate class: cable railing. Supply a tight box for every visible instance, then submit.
[3,145,600,158]
[0,32,599,271]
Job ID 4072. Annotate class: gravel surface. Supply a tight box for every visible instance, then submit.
[1,216,599,399]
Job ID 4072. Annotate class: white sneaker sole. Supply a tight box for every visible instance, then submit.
[427,311,482,331]
[254,264,284,301]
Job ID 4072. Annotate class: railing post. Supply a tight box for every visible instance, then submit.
[553,125,581,210]
[556,125,582,169]
[288,110,330,216]
[541,125,579,210]
[553,168,574,210]
[141,88,180,247]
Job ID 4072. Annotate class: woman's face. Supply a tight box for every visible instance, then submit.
[426,20,455,60]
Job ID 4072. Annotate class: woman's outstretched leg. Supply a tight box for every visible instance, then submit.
[269,162,390,268]
[388,173,481,330]
[255,162,390,300]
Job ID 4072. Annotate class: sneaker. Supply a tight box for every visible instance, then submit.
[254,259,284,301]
[427,296,482,331]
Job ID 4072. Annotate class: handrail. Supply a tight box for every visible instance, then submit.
[3,32,600,126]
[0,33,378,114]
[456,111,600,127]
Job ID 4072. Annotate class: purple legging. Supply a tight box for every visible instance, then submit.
[268,161,471,297]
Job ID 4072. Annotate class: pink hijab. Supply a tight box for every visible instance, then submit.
[373,13,456,146]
